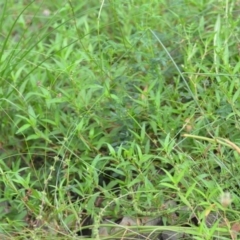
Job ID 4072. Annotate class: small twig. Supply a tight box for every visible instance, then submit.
[182,134,240,155]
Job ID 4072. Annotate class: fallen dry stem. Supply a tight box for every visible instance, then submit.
[182,134,240,155]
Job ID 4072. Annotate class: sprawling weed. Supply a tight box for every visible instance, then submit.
[0,0,240,239]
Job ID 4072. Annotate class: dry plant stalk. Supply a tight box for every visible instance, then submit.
[182,134,240,155]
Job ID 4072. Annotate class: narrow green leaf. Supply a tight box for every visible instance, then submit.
[16,124,31,134]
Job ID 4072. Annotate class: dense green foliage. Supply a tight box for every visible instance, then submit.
[0,0,240,239]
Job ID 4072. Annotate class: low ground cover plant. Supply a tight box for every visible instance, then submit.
[0,0,240,239]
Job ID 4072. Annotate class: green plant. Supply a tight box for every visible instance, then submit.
[0,0,240,239]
